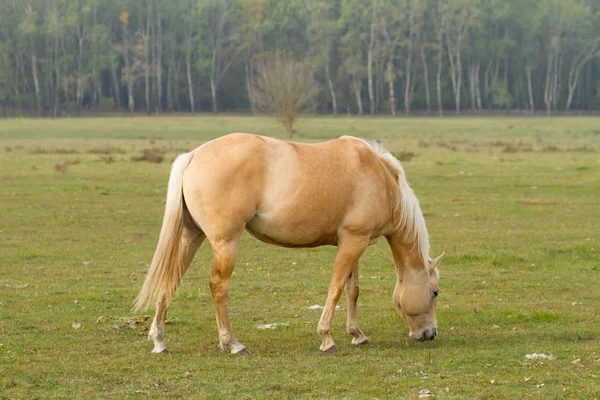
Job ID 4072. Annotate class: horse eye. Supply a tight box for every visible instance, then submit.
[433,290,439,298]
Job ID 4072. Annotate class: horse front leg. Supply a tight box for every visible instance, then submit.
[317,234,368,352]
[346,261,369,345]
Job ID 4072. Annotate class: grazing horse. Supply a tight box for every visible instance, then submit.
[134,133,444,354]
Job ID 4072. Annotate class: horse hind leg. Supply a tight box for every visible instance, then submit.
[346,261,369,345]
[207,232,249,355]
[149,216,205,354]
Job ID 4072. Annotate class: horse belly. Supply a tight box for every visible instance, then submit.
[245,211,339,248]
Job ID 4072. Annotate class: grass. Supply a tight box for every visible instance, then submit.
[0,116,599,399]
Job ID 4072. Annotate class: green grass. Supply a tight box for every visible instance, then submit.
[1,116,599,399]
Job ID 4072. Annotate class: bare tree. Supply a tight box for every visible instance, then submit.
[250,51,316,139]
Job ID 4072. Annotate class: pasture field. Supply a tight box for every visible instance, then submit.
[1,116,599,399]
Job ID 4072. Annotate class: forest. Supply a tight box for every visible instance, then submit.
[1,0,599,116]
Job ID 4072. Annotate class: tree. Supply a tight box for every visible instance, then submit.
[250,51,316,138]
[445,0,480,115]
[201,0,244,114]
[306,0,340,115]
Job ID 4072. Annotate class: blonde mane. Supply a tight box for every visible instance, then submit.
[342,136,431,265]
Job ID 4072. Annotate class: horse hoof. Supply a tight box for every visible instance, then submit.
[152,347,169,354]
[352,336,369,345]
[231,346,250,355]
[320,344,338,353]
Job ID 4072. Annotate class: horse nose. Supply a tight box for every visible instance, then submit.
[424,328,437,341]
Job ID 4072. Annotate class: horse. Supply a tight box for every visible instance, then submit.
[134,133,444,354]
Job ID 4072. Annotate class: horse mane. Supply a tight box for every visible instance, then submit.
[341,136,431,265]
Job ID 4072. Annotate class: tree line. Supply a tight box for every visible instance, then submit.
[1,0,599,117]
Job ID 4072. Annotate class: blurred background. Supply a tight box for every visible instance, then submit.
[0,0,599,117]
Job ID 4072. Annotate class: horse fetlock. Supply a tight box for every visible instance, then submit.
[148,321,164,340]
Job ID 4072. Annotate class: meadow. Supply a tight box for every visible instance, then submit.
[0,116,599,399]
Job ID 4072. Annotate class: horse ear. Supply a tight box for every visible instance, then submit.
[430,252,445,270]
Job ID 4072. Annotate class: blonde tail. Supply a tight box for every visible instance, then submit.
[134,152,194,311]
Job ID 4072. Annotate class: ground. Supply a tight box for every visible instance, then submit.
[0,116,599,399]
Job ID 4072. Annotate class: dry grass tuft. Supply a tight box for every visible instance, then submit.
[31,147,80,155]
[499,142,533,153]
[436,142,457,151]
[541,145,561,153]
[87,146,127,155]
[524,199,558,205]
[131,148,164,163]
[393,151,416,162]
[54,162,68,173]
[5,145,12,152]
[569,145,595,153]
[54,158,82,173]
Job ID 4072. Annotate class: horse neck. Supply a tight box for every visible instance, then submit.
[387,233,428,282]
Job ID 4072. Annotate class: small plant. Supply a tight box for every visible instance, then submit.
[87,146,127,155]
[54,162,68,173]
[131,148,164,164]
[393,151,416,161]
[502,144,519,153]
[541,145,561,153]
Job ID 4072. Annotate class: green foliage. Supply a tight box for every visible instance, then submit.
[491,81,513,109]
[0,0,599,114]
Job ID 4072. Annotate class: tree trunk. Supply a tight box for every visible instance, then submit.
[469,63,476,112]
[352,72,363,115]
[144,2,151,114]
[155,0,162,113]
[544,52,553,116]
[553,55,562,110]
[111,66,120,110]
[166,63,173,112]
[367,1,376,115]
[245,61,255,114]
[53,37,61,116]
[436,57,443,116]
[435,3,445,117]
[404,58,412,115]
[325,58,337,115]
[367,38,375,114]
[186,54,194,113]
[456,54,462,115]
[174,59,181,112]
[13,50,22,109]
[210,76,218,113]
[31,50,41,116]
[475,63,482,110]
[565,41,599,110]
[389,76,396,117]
[420,44,431,113]
[122,24,135,113]
[526,67,534,114]
[76,26,85,115]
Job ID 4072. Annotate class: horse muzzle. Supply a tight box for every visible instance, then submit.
[409,328,437,342]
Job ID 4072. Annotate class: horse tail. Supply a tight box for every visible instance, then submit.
[134,152,194,311]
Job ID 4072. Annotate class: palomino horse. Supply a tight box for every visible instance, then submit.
[134,133,443,354]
